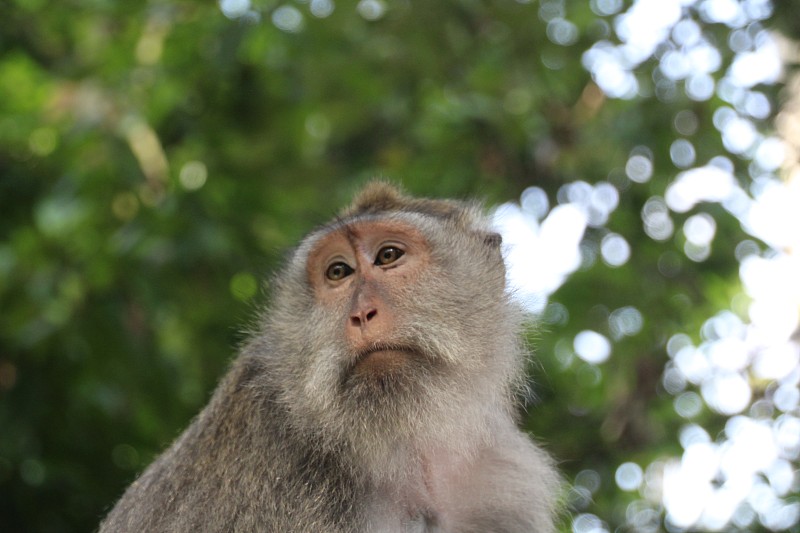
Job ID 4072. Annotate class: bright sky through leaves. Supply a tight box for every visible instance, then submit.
[494,0,799,531]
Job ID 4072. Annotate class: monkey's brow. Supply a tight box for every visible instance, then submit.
[343,223,359,245]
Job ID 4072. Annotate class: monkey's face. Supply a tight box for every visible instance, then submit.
[305,218,435,394]
[293,211,512,398]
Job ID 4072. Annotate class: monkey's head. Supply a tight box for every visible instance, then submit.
[257,182,526,475]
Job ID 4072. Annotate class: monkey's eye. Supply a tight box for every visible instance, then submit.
[375,246,404,266]
[325,262,354,281]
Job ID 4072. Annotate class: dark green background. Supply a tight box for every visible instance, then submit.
[2,1,797,531]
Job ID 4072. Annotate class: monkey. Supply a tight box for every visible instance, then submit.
[99,182,561,532]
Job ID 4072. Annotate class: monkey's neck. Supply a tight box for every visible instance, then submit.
[349,388,511,484]
[364,443,476,530]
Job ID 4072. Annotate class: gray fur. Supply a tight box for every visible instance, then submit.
[100,183,560,532]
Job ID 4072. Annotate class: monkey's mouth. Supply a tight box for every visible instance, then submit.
[347,343,425,383]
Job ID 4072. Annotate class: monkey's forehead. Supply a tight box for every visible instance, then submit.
[301,211,434,248]
[289,209,482,264]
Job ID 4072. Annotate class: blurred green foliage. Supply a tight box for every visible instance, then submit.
[1,1,795,532]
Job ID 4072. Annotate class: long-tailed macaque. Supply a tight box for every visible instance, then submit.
[100,182,560,532]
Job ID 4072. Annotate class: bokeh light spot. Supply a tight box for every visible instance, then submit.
[615,462,644,491]
[625,154,653,183]
[220,0,250,19]
[357,0,386,21]
[574,330,611,364]
[179,160,208,191]
[600,233,630,267]
[272,5,304,32]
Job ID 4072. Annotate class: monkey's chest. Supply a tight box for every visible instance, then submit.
[364,496,445,533]
[403,511,442,533]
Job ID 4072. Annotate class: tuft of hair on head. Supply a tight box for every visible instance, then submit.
[340,180,469,221]
[340,180,408,216]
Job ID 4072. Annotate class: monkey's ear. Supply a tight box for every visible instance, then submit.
[483,232,502,248]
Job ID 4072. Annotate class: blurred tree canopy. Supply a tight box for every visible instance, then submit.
[2,0,799,532]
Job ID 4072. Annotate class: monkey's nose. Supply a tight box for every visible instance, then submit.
[350,308,378,330]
